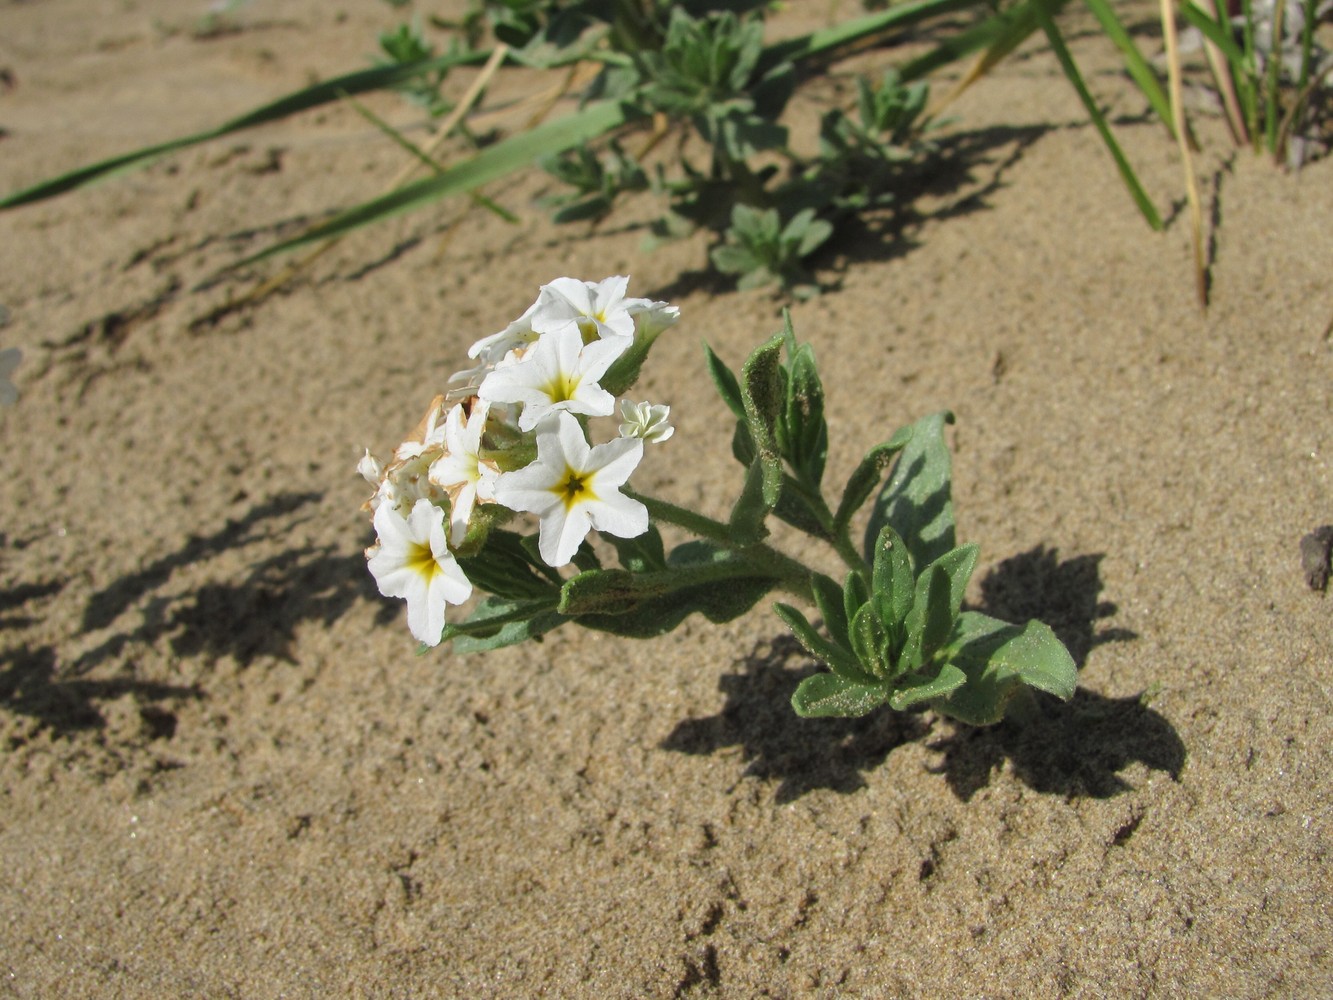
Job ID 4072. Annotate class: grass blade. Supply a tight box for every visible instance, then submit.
[904,0,1066,97]
[761,0,982,71]
[0,49,493,210]
[1031,0,1164,230]
[232,100,639,267]
[1081,0,1175,136]
[1161,0,1207,305]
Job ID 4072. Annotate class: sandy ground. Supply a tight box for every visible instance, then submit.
[1,0,1331,996]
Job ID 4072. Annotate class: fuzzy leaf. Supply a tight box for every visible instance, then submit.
[774,602,876,685]
[888,662,967,710]
[864,411,956,569]
[869,525,916,631]
[843,569,870,633]
[900,543,979,669]
[930,612,1077,725]
[782,315,828,489]
[456,529,559,600]
[703,342,746,420]
[833,425,914,532]
[441,595,563,644]
[611,524,667,573]
[810,572,850,652]
[791,672,890,718]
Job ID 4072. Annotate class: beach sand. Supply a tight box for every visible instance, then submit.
[1,0,1330,995]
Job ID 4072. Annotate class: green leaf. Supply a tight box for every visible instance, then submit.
[611,524,667,573]
[888,662,967,710]
[557,542,781,639]
[930,612,1078,725]
[834,426,913,532]
[863,411,957,569]
[703,342,746,420]
[782,314,828,489]
[843,569,870,633]
[791,672,890,718]
[900,543,979,669]
[850,602,891,678]
[441,595,564,644]
[869,525,916,631]
[728,332,786,539]
[810,572,850,651]
[452,609,568,653]
[774,602,876,685]
[558,569,655,616]
[578,574,777,638]
[772,476,832,540]
[729,457,774,545]
[455,529,559,601]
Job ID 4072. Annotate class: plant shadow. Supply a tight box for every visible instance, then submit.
[661,545,1181,802]
[74,490,389,672]
[0,643,201,738]
[936,545,1183,800]
[1,491,389,739]
[660,632,932,804]
[641,121,1054,305]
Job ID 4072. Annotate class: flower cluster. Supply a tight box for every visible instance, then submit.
[360,276,678,646]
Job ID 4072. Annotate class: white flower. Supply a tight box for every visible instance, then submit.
[630,300,680,345]
[619,400,674,443]
[533,275,650,344]
[493,412,648,567]
[366,498,473,646]
[360,395,451,515]
[0,348,20,407]
[429,401,500,544]
[477,324,626,432]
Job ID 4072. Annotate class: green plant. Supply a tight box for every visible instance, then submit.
[708,205,832,297]
[358,275,1078,729]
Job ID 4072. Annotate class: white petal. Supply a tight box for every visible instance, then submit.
[585,489,649,541]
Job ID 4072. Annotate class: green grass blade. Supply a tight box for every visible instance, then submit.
[232,100,639,266]
[1178,2,1248,67]
[760,0,982,70]
[0,49,493,210]
[339,90,520,224]
[898,0,1063,85]
[1032,1,1164,229]
[1081,0,1175,134]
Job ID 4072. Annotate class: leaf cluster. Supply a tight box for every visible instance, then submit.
[705,328,1077,725]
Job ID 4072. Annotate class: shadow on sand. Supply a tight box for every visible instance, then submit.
[662,545,1183,802]
[1,491,389,738]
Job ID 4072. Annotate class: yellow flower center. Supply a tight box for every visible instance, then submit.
[541,371,580,403]
[406,541,441,580]
[558,469,593,511]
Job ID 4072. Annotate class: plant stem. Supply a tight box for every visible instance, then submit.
[627,489,814,600]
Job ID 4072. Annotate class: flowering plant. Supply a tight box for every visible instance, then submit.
[359,276,1077,725]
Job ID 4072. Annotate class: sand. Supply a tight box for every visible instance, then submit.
[1,0,1330,996]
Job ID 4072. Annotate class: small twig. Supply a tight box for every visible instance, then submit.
[1191,0,1250,145]
[1162,0,1208,308]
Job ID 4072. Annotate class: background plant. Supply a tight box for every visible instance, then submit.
[6,0,1325,301]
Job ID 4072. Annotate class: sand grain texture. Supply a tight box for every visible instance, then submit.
[1,1,1330,996]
